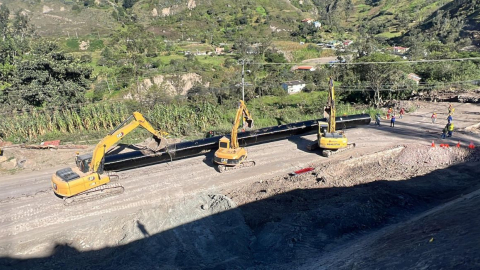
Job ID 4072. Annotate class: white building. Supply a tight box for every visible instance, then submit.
[281,80,305,94]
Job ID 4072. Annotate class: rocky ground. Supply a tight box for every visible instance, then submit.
[0,101,479,269]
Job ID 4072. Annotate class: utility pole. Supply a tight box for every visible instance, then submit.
[238,59,251,126]
[238,59,251,102]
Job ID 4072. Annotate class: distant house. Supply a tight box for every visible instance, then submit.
[391,46,409,54]
[295,66,316,71]
[281,80,305,94]
[215,47,224,54]
[407,73,421,84]
[246,46,259,55]
[301,18,314,24]
[325,40,340,49]
[343,40,353,47]
[313,21,321,28]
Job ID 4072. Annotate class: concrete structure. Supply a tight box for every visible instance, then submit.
[281,80,305,94]
[301,18,314,24]
[392,46,409,54]
[215,47,224,54]
[407,73,421,84]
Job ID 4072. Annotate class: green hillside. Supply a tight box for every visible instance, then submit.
[0,0,458,41]
[2,0,480,144]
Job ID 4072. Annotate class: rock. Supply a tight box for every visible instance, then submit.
[17,158,27,168]
[0,156,7,163]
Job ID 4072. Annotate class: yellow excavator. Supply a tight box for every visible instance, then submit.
[51,112,166,205]
[214,100,255,172]
[309,77,353,157]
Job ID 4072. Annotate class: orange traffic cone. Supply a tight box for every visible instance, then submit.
[445,144,450,148]
[469,142,475,149]
[431,141,435,147]
[456,141,460,148]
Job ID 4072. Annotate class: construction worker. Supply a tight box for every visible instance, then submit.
[447,114,453,123]
[448,104,454,114]
[375,113,381,126]
[447,122,454,137]
[431,112,437,123]
[442,124,448,139]
[399,108,405,119]
[387,107,393,120]
[390,113,396,127]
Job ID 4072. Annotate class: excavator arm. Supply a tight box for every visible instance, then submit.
[230,100,253,149]
[326,77,336,133]
[90,112,165,172]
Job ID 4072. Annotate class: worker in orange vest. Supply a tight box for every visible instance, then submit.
[387,107,393,119]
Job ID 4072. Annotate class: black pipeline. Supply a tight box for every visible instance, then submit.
[104,114,371,171]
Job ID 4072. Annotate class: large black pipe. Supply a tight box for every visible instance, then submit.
[104,114,371,171]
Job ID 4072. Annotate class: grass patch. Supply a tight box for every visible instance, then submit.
[256,6,267,16]
[88,39,105,51]
[66,39,79,51]
[376,31,402,38]
[197,55,226,66]
[157,54,185,64]
[292,46,324,62]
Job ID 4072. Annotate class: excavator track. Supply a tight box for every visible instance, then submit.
[63,175,124,206]
[217,160,256,173]
[321,143,356,158]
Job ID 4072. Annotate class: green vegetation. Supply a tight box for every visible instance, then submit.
[66,39,80,50]
[1,92,376,143]
[1,0,480,144]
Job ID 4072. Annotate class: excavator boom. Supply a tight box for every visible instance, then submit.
[90,112,164,172]
[231,100,253,149]
[327,77,336,133]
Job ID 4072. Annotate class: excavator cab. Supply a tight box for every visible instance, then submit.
[218,137,230,150]
[75,153,93,174]
[318,122,329,136]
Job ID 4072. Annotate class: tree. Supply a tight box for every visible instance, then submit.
[0,5,9,42]
[122,0,137,9]
[5,41,92,108]
[354,53,402,107]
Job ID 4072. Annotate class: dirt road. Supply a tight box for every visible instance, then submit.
[0,101,479,269]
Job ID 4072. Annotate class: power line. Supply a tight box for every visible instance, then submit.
[249,57,480,65]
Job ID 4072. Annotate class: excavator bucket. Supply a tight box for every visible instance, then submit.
[143,137,167,152]
[244,118,254,129]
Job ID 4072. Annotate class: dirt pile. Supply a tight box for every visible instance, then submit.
[302,188,480,269]
[226,145,480,268]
